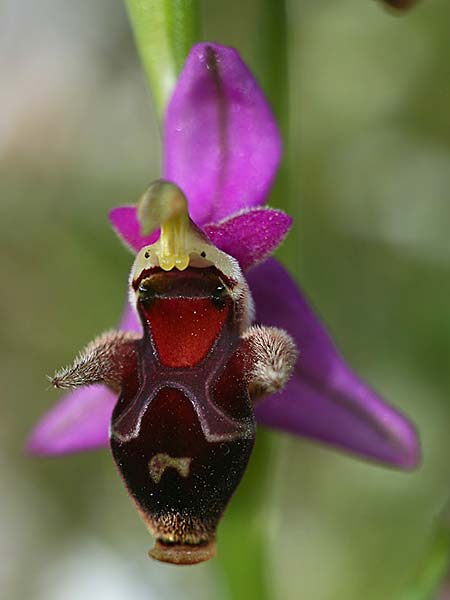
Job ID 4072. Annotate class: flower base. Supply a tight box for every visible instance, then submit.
[149,539,217,565]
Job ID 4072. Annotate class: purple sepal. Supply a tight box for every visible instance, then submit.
[26,304,141,457]
[26,385,114,456]
[248,259,420,469]
[164,43,282,225]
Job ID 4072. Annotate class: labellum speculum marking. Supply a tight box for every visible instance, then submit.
[110,181,256,564]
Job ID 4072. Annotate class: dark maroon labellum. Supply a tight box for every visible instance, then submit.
[110,267,255,564]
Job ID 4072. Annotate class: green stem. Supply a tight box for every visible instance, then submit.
[218,3,289,599]
[125,0,200,118]
[258,0,289,138]
[258,0,289,213]
[400,520,450,600]
[218,432,277,600]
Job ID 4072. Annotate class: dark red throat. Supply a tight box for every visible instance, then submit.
[142,298,229,367]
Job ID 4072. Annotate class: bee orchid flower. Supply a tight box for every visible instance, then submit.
[28,43,420,564]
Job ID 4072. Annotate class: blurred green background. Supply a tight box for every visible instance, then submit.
[1,1,449,598]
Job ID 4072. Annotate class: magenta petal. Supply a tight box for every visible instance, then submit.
[164,43,282,225]
[109,205,159,252]
[26,385,115,456]
[248,259,420,469]
[205,208,292,271]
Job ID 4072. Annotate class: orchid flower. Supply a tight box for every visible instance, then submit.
[27,43,420,563]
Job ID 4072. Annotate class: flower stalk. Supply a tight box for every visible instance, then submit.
[124,0,200,117]
[219,1,289,598]
[124,1,281,595]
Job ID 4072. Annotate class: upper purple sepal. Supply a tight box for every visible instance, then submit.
[248,259,420,470]
[163,43,282,225]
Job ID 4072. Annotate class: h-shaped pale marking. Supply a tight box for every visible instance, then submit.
[149,453,192,484]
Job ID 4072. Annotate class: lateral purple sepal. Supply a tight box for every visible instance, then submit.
[248,259,420,469]
[26,385,114,456]
[26,305,141,457]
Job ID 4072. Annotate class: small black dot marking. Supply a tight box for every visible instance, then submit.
[211,283,227,308]
[144,251,150,258]
[201,251,206,258]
